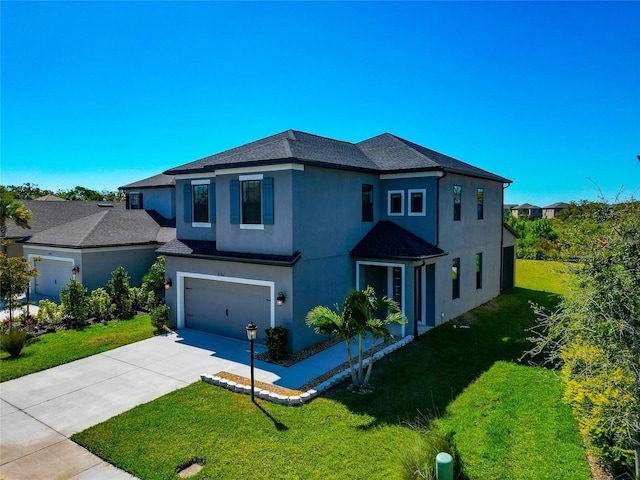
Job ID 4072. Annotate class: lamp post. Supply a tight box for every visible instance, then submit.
[245,322,257,402]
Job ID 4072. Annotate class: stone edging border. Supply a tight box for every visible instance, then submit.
[201,335,414,406]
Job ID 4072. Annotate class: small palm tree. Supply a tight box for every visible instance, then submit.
[306,286,405,390]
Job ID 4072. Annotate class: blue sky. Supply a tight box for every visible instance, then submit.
[1,1,638,206]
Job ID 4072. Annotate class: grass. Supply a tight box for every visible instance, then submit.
[73,260,591,480]
[515,259,574,295]
[0,315,155,382]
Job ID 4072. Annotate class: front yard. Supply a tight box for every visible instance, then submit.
[0,314,155,382]
[72,260,592,479]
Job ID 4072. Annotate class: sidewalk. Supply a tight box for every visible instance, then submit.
[0,329,355,479]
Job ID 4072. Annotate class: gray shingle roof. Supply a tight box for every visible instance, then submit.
[157,239,300,266]
[543,202,569,209]
[21,209,175,248]
[164,130,511,183]
[3,200,125,239]
[119,173,175,190]
[350,221,446,260]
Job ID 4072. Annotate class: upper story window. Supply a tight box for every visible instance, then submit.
[193,184,209,223]
[408,189,426,216]
[388,190,404,216]
[183,179,214,227]
[230,175,274,229]
[126,192,143,210]
[362,184,373,222]
[477,188,484,220]
[453,185,462,221]
[242,180,261,224]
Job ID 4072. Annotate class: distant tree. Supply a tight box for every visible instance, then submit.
[0,187,32,253]
[4,183,52,199]
[0,254,39,321]
[59,186,104,201]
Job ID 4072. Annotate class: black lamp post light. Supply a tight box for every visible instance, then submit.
[245,321,258,402]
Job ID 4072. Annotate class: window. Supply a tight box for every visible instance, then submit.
[242,180,261,224]
[230,175,274,227]
[183,180,215,225]
[453,185,462,221]
[362,185,373,222]
[408,189,426,216]
[476,252,483,289]
[452,257,460,299]
[127,193,142,210]
[477,188,484,220]
[392,267,403,305]
[193,184,209,223]
[388,190,404,216]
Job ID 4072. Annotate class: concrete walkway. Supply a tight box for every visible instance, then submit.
[0,329,354,480]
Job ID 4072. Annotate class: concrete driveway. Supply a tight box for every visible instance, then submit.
[0,329,352,479]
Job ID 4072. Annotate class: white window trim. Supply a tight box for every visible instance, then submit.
[239,174,264,228]
[175,272,275,331]
[387,190,404,216]
[408,189,426,216]
[191,179,211,227]
[355,261,406,337]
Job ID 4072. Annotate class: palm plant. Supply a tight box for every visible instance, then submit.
[306,286,405,390]
[0,187,32,253]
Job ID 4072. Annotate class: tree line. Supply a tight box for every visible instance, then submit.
[2,183,124,202]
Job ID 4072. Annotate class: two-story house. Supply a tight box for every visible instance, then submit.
[158,130,515,353]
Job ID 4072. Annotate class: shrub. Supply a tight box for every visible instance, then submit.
[145,290,160,311]
[265,326,289,361]
[129,287,147,313]
[60,278,89,327]
[107,267,133,318]
[37,300,63,327]
[150,305,169,333]
[1,324,29,357]
[142,256,165,295]
[89,288,115,322]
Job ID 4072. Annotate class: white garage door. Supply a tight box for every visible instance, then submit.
[184,277,271,341]
[35,258,73,298]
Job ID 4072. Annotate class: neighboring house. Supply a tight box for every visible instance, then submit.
[158,129,515,353]
[503,204,517,219]
[512,203,542,220]
[5,194,175,299]
[119,173,176,220]
[542,202,568,219]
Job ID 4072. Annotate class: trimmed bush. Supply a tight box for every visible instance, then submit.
[265,326,289,361]
[1,324,29,357]
[107,267,133,318]
[37,299,63,327]
[60,278,89,327]
[150,305,169,333]
[89,288,115,322]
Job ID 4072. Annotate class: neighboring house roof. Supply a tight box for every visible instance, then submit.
[503,204,518,209]
[4,200,125,239]
[119,173,176,190]
[350,221,446,261]
[515,203,541,209]
[157,239,301,266]
[543,202,569,209]
[21,209,174,248]
[164,130,512,183]
[36,194,66,201]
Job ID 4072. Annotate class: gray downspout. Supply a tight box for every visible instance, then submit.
[500,182,511,292]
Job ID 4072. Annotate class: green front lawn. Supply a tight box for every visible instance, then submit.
[73,260,590,479]
[1,315,155,382]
